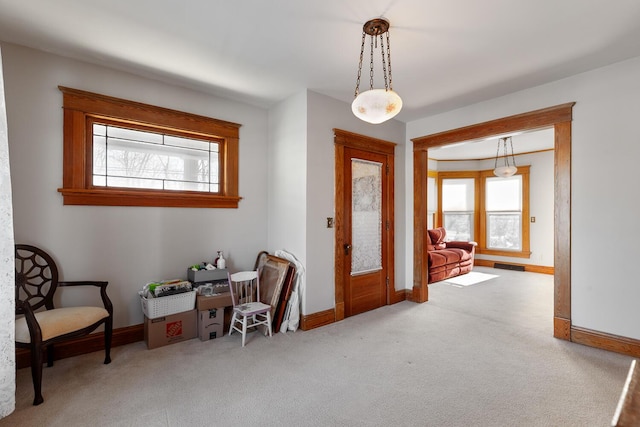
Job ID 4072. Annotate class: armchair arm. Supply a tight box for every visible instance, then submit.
[58,281,113,317]
[58,280,108,288]
[17,300,43,344]
[445,241,477,252]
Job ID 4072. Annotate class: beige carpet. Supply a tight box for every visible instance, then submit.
[1,267,633,426]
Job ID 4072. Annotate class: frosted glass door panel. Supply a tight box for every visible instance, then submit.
[351,159,382,275]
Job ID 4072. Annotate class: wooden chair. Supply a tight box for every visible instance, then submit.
[227,270,272,347]
[14,244,113,405]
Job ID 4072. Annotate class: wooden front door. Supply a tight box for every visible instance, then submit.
[334,129,395,320]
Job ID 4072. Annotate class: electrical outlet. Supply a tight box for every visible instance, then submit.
[531,217,536,223]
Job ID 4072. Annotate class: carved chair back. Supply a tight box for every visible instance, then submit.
[15,244,59,314]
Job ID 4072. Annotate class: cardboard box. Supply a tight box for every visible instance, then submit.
[200,322,223,341]
[188,268,228,284]
[196,291,232,311]
[144,309,197,349]
[198,308,224,341]
[199,307,222,323]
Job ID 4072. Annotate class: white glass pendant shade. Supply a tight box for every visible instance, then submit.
[351,89,403,124]
[493,165,518,178]
[493,136,518,177]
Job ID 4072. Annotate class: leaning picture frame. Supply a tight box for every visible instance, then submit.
[272,263,296,332]
[258,254,291,319]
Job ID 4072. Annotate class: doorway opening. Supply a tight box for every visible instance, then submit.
[411,103,575,339]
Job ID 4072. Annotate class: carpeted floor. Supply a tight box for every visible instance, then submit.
[1,267,633,426]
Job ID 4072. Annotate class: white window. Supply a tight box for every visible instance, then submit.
[442,178,475,241]
[485,175,522,250]
[92,123,220,193]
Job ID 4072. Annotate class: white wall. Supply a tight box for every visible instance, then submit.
[435,150,555,267]
[2,43,270,328]
[267,91,308,312]
[519,150,554,267]
[406,55,640,340]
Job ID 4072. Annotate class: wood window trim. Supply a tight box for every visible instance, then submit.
[57,86,242,208]
[434,170,479,236]
[435,167,531,258]
[477,166,531,258]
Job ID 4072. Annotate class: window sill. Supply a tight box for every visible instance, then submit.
[58,188,241,208]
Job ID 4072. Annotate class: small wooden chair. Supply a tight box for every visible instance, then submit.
[227,270,272,347]
[14,244,113,405]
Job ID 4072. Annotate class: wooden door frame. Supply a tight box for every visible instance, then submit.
[334,129,396,322]
[411,103,575,340]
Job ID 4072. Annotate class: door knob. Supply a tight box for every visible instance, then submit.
[344,244,352,255]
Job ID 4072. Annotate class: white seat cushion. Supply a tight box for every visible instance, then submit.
[15,307,109,343]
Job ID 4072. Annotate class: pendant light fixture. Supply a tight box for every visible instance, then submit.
[493,136,518,177]
[352,17,402,124]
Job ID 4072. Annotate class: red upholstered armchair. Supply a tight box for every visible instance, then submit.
[426,227,477,283]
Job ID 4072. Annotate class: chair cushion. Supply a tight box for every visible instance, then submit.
[15,307,109,343]
[430,248,463,265]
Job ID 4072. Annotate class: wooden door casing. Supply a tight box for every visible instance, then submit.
[334,129,395,321]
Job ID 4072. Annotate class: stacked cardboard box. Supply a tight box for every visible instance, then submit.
[141,285,197,349]
[197,290,232,341]
[198,308,223,340]
[141,270,232,348]
[144,309,197,349]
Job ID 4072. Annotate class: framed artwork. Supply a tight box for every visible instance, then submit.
[272,264,296,332]
[258,255,291,319]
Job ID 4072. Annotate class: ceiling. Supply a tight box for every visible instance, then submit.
[1,0,640,128]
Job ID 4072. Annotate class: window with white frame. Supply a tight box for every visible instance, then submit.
[485,175,522,250]
[92,122,221,193]
[441,178,475,241]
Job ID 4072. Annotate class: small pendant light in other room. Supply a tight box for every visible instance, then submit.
[352,17,402,124]
[493,136,518,178]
